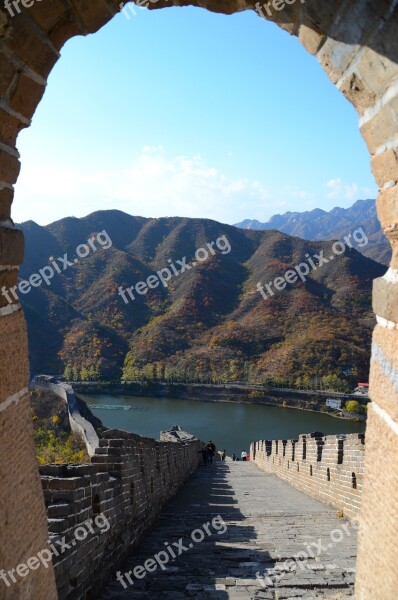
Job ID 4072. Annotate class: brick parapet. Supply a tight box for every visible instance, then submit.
[251,432,365,519]
[30,380,100,456]
[39,429,202,599]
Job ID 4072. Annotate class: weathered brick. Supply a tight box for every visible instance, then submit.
[317,38,360,84]
[301,0,344,36]
[369,324,398,420]
[5,13,59,79]
[371,148,398,186]
[9,72,46,120]
[373,275,398,322]
[25,0,68,33]
[376,186,398,232]
[0,51,17,97]
[339,71,376,114]
[48,14,83,52]
[361,96,398,154]
[297,23,324,55]
[69,0,116,34]
[0,267,19,308]
[0,310,29,398]
[0,391,57,599]
[0,187,13,221]
[0,225,24,265]
[0,106,27,145]
[49,477,86,490]
[356,406,398,599]
[0,148,20,184]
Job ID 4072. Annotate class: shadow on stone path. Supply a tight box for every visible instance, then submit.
[99,461,357,599]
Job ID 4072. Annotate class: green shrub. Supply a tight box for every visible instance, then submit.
[34,427,89,465]
[344,400,361,414]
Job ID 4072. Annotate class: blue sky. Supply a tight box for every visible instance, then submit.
[13,5,377,226]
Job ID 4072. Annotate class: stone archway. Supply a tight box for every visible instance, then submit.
[0,1,397,598]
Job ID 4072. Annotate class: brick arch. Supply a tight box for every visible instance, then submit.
[1,2,398,598]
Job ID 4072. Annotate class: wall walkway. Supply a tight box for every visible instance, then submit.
[251,433,365,519]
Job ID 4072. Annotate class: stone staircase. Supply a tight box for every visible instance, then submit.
[100,461,357,599]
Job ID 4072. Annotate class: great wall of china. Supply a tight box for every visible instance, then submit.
[7,379,367,598]
[1,1,398,597]
[37,425,366,599]
[40,428,202,599]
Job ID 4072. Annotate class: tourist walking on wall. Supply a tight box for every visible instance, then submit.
[221,450,226,461]
[207,440,216,464]
[199,446,208,466]
[241,450,248,461]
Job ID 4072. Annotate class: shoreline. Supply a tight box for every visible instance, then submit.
[74,382,366,423]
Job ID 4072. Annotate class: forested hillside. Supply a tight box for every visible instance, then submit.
[18,210,385,387]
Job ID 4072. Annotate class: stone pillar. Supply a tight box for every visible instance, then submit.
[0,226,57,598]
[355,151,398,599]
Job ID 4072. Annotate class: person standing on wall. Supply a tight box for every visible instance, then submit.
[241,450,248,461]
[199,446,208,466]
[207,440,216,464]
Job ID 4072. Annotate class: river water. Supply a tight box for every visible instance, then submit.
[81,394,366,457]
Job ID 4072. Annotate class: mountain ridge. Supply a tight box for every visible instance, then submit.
[234,199,390,265]
[15,210,385,388]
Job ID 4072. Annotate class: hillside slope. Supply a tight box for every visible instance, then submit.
[17,210,385,385]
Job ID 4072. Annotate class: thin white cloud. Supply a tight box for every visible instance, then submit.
[13,150,375,227]
[325,178,366,200]
[13,148,272,225]
[283,185,314,200]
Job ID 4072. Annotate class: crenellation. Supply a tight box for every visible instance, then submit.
[251,431,365,519]
[37,428,201,599]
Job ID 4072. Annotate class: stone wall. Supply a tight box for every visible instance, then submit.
[39,429,201,600]
[0,387,58,599]
[31,381,100,456]
[251,432,365,519]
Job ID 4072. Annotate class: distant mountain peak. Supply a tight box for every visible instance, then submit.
[234,199,389,265]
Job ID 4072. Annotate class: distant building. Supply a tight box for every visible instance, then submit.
[353,383,369,396]
[31,374,56,384]
[326,398,342,410]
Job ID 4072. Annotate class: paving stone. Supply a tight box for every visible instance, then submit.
[99,462,356,599]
